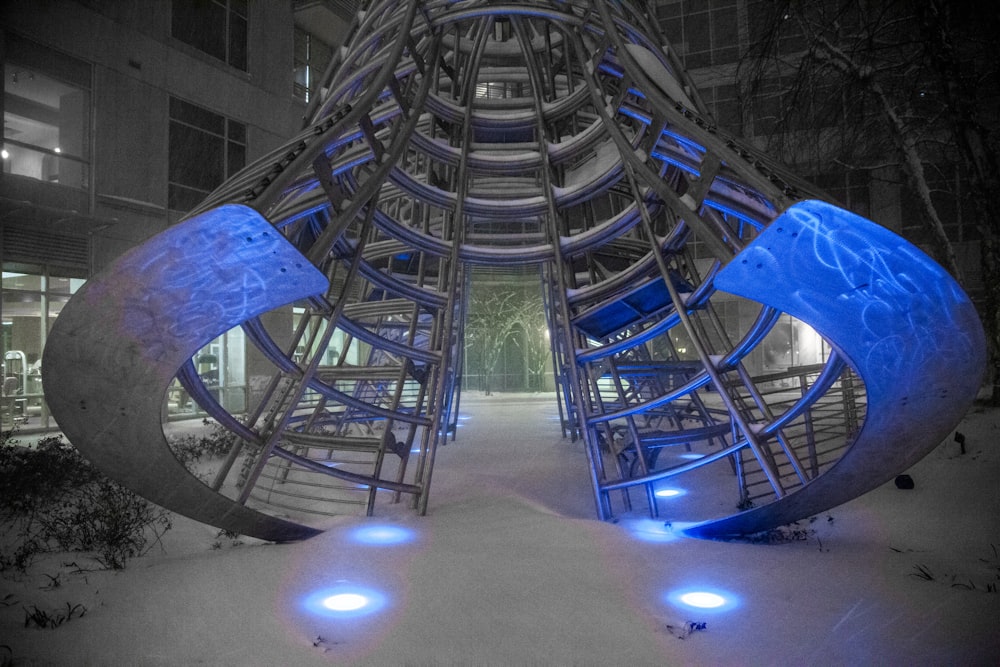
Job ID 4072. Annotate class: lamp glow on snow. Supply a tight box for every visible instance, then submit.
[654,487,686,498]
[667,586,739,613]
[324,593,368,611]
[347,524,416,546]
[303,583,387,619]
[624,518,682,543]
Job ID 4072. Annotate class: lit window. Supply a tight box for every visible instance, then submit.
[167,97,246,211]
[2,35,91,189]
[293,28,333,103]
[172,0,248,71]
[2,263,87,430]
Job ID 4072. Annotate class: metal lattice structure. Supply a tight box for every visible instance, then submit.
[44,0,985,541]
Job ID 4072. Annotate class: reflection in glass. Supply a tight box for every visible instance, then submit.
[3,63,90,189]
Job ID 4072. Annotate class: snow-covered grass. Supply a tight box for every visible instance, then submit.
[3,393,998,665]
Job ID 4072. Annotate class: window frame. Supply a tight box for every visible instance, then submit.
[167,96,247,212]
[293,27,333,103]
[1,33,93,191]
[171,0,249,72]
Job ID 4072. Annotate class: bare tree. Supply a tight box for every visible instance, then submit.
[738,0,1000,403]
[509,290,550,392]
[465,286,523,394]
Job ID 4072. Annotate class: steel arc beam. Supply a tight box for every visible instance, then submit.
[42,205,329,542]
[684,200,987,539]
[40,1,989,540]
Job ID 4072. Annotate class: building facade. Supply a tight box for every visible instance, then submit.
[650,0,985,379]
[652,0,984,290]
[3,1,985,429]
[1,0,349,430]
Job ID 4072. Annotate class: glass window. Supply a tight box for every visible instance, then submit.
[2,269,43,292]
[47,275,86,296]
[0,262,248,427]
[172,0,249,71]
[712,7,738,50]
[2,36,91,189]
[168,97,246,211]
[1,264,86,430]
[293,28,333,103]
[167,326,247,418]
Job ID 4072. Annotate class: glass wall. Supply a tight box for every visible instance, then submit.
[758,314,826,372]
[2,35,92,189]
[293,28,333,103]
[292,306,361,366]
[168,96,247,211]
[1,264,251,429]
[172,0,248,71]
[165,326,248,420]
[1,263,85,430]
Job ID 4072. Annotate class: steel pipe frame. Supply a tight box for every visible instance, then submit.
[44,0,984,540]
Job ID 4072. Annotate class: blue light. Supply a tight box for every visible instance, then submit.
[347,524,415,546]
[681,592,725,608]
[667,586,739,613]
[303,583,387,619]
[678,453,706,461]
[703,198,767,231]
[654,487,686,498]
[323,593,368,611]
[622,518,682,543]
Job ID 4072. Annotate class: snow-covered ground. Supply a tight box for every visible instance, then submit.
[3,392,999,666]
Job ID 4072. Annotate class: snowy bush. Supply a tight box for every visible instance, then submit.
[0,430,171,572]
[167,419,238,467]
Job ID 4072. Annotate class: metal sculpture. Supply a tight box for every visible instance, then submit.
[44,0,985,541]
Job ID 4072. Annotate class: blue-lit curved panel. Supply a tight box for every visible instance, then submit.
[43,204,329,542]
[685,200,986,538]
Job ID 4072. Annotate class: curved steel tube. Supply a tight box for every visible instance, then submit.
[44,1,986,541]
